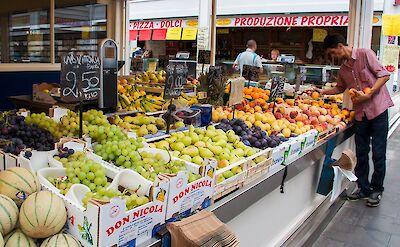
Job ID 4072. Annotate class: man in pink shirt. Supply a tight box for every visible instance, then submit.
[320,34,393,207]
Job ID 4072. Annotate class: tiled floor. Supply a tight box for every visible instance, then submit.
[313,126,400,247]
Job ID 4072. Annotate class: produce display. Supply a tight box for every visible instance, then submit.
[49,150,110,194]
[0,112,55,154]
[152,126,256,173]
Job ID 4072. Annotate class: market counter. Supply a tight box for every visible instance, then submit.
[141,125,355,247]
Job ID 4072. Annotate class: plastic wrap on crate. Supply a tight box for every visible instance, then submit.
[37,167,169,247]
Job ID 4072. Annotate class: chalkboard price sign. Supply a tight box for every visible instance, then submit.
[60,52,101,103]
[163,64,188,99]
[242,64,260,82]
[270,76,285,99]
[198,50,211,64]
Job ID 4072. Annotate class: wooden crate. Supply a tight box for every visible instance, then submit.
[317,127,338,143]
[245,158,273,185]
[212,170,247,201]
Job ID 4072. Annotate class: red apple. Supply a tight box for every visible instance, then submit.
[274,112,283,119]
[288,119,296,123]
[303,109,311,117]
[290,110,299,119]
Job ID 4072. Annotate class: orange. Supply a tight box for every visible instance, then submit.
[363,87,372,94]
[349,88,357,98]
[311,91,320,100]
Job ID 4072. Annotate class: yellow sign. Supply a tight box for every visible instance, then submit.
[82,26,90,40]
[166,28,182,40]
[312,28,328,42]
[186,20,198,27]
[217,29,229,34]
[181,28,197,40]
[216,18,232,26]
[382,14,400,36]
[382,44,400,73]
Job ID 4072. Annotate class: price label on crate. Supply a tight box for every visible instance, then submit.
[163,64,188,99]
[60,52,101,103]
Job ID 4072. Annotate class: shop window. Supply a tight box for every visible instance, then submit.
[8,10,50,63]
[54,4,107,63]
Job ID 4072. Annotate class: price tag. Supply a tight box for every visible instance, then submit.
[270,76,285,99]
[228,77,245,106]
[163,64,188,99]
[60,52,101,103]
[198,50,211,64]
[242,65,260,82]
[52,107,69,123]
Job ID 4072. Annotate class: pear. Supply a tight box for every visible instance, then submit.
[189,125,195,133]
[172,151,181,157]
[137,126,149,137]
[180,154,192,162]
[174,121,185,129]
[199,147,214,158]
[189,132,200,144]
[217,174,225,183]
[155,118,166,129]
[231,166,243,174]
[181,136,192,146]
[212,134,227,142]
[231,148,244,157]
[229,155,242,164]
[215,139,227,148]
[156,140,169,150]
[166,136,177,144]
[227,134,240,143]
[194,141,206,148]
[219,151,231,161]
[205,130,216,138]
[226,143,234,151]
[245,147,257,156]
[207,125,216,131]
[170,142,185,152]
[223,170,235,179]
[207,143,223,155]
[182,146,199,157]
[218,160,229,168]
[192,156,204,165]
[216,129,226,135]
[195,128,205,135]
[146,124,158,134]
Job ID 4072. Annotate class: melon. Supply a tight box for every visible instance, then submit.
[19,191,67,238]
[0,167,41,205]
[0,233,3,247]
[41,233,81,247]
[4,229,36,247]
[0,194,19,236]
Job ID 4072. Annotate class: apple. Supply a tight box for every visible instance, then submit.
[310,117,319,126]
[274,112,283,119]
[303,109,311,117]
[318,115,327,123]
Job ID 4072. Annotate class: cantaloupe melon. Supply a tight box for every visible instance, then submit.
[0,232,3,247]
[4,229,36,247]
[0,167,41,205]
[41,233,81,247]
[19,191,67,238]
[0,194,19,236]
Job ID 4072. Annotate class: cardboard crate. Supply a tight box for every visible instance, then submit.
[89,147,215,222]
[165,159,216,221]
[37,167,168,247]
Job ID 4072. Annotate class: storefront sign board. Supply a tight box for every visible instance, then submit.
[139,30,152,41]
[181,27,198,40]
[382,44,400,73]
[152,29,167,40]
[166,27,182,40]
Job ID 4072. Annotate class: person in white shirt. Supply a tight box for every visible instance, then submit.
[233,40,263,76]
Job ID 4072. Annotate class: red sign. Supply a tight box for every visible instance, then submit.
[152,29,167,40]
[138,30,152,41]
[129,30,138,40]
[231,15,348,27]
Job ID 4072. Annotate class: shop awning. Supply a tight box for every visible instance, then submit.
[129,30,138,40]
[139,30,152,41]
[152,29,167,40]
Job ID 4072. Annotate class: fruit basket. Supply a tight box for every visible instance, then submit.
[244,148,273,184]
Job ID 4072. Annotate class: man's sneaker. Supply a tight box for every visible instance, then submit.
[366,191,383,207]
[347,189,370,201]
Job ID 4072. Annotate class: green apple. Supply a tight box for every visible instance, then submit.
[170,142,185,152]
[199,147,214,158]
[181,136,192,146]
[180,154,192,162]
[192,156,204,165]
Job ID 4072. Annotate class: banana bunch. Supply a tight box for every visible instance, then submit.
[179,92,199,106]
